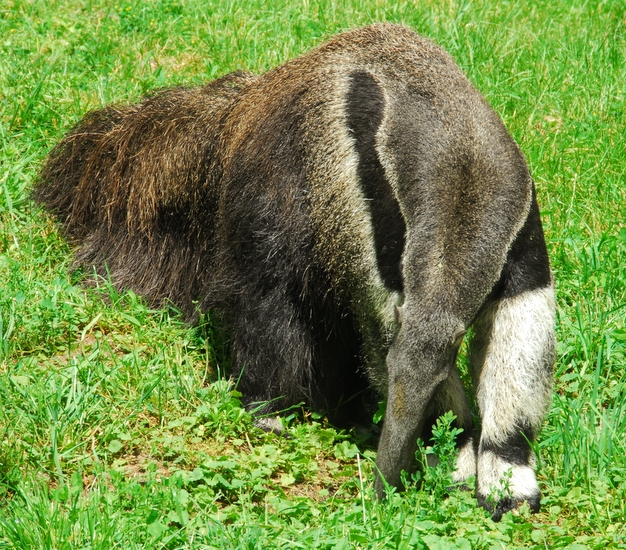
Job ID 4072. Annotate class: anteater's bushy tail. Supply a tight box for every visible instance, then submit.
[35,71,256,316]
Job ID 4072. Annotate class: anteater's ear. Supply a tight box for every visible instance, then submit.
[451,328,467,348]
[394,305,404,324]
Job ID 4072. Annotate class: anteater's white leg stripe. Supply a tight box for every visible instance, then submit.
[452,435,477,483]
[477,450,538,501]
[472,285,555,445]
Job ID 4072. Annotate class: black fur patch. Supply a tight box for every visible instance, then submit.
[346,71,406,292]
[455,426,477,452]
[493,186,552,299]
[480,424,535,466]
[478,493,541,522]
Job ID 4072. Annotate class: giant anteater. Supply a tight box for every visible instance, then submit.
[36,24,555,520]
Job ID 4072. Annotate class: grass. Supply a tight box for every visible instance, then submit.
[1,0,625,547]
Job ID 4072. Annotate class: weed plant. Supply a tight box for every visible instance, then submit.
[1,0,625,548]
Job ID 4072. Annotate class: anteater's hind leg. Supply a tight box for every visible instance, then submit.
[227,288,315,418]
[227,286,370,432]
[470,193,555,521]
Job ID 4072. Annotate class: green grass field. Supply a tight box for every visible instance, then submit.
[1,0,625,547]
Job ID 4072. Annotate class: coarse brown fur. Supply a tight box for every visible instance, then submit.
[36,24,555,520]
[37,70,257,309]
